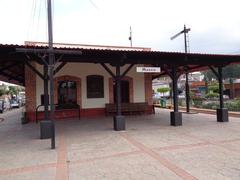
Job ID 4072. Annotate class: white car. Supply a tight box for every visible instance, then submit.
[10,99,20,108]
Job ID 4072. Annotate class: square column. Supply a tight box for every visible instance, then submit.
[114,65,125,131]
[216,66,229,122]
[170,66,182,126]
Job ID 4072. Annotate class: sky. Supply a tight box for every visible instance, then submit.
[0,0,240,54]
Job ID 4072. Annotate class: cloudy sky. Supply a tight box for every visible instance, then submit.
[0,0,240,54]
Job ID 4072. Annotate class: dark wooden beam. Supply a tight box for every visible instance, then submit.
[100,63,115,78]
[209,66,219,80]
[54,62,67,75]
[0,71,23,82]
[0,62,20,72]
[121,64,134,78]
[25,61,45,80]
[16,48,83,55]
[162,65,173,79]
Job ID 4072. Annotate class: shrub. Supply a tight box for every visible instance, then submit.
[205,92,219,99]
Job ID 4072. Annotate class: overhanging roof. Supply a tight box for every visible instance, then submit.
[0,44,240,85]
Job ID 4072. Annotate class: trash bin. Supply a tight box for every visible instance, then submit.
[160,99,166,108]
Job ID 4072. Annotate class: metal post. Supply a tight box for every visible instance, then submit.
[113,64,125,131]
[47,0,55,149]
[172,66,178,112]
[116,65,121,116]
[170,66,182,126]
[218,67,224,109]
[184,25,190,113]
[44,65,49,119]
[216,66,229,122]
[185,71,190,113]
[184,25,188,54]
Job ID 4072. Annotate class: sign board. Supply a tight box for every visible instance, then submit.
[136,67,161,73]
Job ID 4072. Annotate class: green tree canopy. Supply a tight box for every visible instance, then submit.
[208,83,219,93]
[0,89,5,96]
[203,64,240,81]
[8,86,20,96]
[157,87,170,95]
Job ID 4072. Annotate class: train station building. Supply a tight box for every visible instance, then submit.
[1,41,240,137]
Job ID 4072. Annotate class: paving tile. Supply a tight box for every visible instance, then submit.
[157,144,240,180]
[1,107,240,180]
[66,131,138,162]
[69,153,181,180]
[0,168,55,180]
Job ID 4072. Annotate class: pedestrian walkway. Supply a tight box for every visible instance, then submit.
[0,108,240,179]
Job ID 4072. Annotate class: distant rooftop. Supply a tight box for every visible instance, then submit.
[24,41,151,52]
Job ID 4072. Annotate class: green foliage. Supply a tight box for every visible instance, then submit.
[192,99,203,108]
[0,89,5,96]
[205,92,219,99]
[202,70,215,81]
[157,87,170,94]
[223,64,240,79]
[8,86,20,96]
[202,64,240,81]
[201,102,219,110]
[208,84,219,93]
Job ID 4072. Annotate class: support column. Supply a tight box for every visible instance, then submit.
[40,64,53,140]
[185,71,190,113]
[113,65,125,131]
[44,65,49,119]
[217,66,228,122]
[39,0,55,149]
[170,66,182,126]
[49,55,55,148]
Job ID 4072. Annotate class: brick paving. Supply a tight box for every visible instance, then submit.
[0,108,240,180]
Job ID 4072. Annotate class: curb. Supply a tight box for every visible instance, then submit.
[154,105,240,118]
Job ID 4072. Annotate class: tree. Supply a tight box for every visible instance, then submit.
[157,87,170,97]
[203,64,240,81]
[0,89,5,96]
[8,86,20,97]
[208,83,219,93]
[202,64,240,99]
[0,84,7,97]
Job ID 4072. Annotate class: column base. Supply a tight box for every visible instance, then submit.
[113,115,125,131]
[170,112,182,126]
[217,108,229,122]
[40,120,53,139]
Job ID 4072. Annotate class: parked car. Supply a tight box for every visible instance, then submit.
[0,99,10,113]
[10,99,20,108]
[0,100,5,113]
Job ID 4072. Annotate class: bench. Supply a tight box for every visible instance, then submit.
[105,102,150,115]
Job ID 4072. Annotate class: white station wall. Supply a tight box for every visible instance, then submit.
[36,63,145,109]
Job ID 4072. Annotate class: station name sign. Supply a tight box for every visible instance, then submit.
[136,67,161,73]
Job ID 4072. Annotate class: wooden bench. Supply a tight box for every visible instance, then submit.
[105,102,149,115]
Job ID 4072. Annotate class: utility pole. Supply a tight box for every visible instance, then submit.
[47,0,55,149]
[170,24,191,113]
[129,26,132,47]
[16,0,81,149]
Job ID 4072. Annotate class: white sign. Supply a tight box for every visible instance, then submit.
[136,67,161,73]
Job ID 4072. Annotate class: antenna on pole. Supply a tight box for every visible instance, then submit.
[170,24,191,53]
[129,26,133,47]
[170,24,191,113]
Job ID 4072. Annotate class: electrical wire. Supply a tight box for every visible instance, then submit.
[35,0,43,41]
[26,0,37,41]
[88,0,99,10]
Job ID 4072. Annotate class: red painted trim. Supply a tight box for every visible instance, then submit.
[26,106,154,122]
[26,108,106,122]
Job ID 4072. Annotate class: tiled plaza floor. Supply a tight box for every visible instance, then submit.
[0,108,240,180]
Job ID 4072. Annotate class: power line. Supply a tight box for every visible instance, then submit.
[88,0,99,10]
[26,0,37,41]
